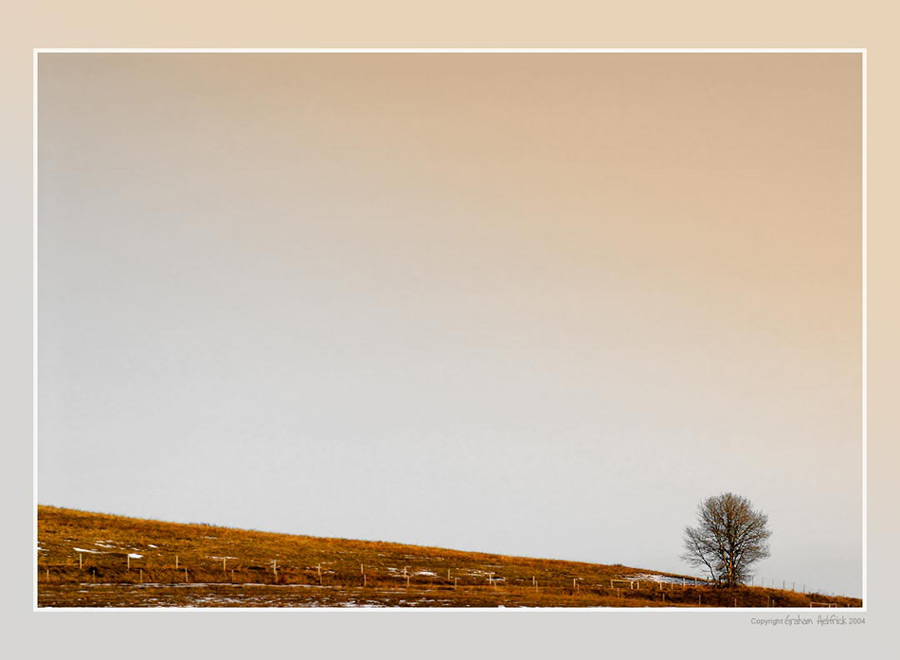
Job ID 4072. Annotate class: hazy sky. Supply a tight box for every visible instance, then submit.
[38,53,862,596]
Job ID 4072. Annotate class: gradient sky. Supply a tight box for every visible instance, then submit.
[38,53,862,596]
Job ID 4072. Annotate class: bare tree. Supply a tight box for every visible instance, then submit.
[681,492,771,587]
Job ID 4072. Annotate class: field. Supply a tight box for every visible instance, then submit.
[37,506,861,608]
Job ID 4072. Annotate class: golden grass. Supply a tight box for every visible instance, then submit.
[36,506,861,608]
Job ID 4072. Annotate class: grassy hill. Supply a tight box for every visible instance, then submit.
[36,506,860,608]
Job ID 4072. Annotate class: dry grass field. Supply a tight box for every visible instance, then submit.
[36,506,861,608]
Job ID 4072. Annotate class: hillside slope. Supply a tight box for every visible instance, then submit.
[36,506,860,608]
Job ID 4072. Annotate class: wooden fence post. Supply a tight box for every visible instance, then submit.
[78,552,83,570]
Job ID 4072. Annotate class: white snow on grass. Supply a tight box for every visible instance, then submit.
[626,573,706,585]
[415,571,437,577]
[73,547,100,554]
[128,553,143,559]
[148,544,158,548]
[94,541,118,549]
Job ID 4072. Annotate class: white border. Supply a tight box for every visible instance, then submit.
[861,48,868,608]
[33,47,867,613]
[33,47,40,612]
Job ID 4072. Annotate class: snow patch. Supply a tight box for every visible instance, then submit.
[626,573,706,586]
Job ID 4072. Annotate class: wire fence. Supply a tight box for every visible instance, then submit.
[36,550,856,606]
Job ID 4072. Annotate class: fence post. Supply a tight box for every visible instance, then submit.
[78,552,83,570]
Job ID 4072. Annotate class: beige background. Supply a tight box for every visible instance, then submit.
[3,1,897,658]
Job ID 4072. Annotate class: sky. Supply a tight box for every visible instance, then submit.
[37,53,862,597]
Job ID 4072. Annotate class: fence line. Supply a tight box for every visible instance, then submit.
[37,552,851,605]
